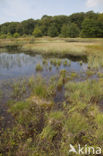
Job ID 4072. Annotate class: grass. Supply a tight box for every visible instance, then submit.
[1,76,103,155]
[63,59,68,66]
[50,58,62,66]
[35,63,43,71]
[1,37,103,155]
[98,72,103,78]
[1,77,103,155]
[0,37,103,70]
[42,59,48,65]
[86,70,96,77]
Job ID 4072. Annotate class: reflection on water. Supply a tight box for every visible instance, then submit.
[0,52,88,80]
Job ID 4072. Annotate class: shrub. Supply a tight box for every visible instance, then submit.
[13,33,20,38]
[32,27,42,37]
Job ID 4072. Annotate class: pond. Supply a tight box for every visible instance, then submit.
[0,52,99,129]
[0,52,88,80]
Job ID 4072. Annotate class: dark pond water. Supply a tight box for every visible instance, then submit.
[0,52,88,80]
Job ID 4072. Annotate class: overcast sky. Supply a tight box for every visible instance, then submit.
[0,0,103,24]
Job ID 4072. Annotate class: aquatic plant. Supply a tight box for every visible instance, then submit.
[42,59,48,65]
[57,76,64,89]
[50,58,62,66]
[35,63,43,71]
[86,70,95,77]
[63,59,68,66]
[79,60,83,65]
[49,65,52,71]
[68,60,71,66]
[70,72,78,79]
[97,72,103,78]
[60,69,66,77]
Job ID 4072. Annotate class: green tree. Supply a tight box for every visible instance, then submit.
[81,18,103,38]
[22,19,36,35]
[8,22,19,34]
[61,24,69,37]
[69,12,85,29]
[68,23,80,38]
[61,23,80,38]
[48,25,58,37]
[32,27,42,37]
[0,22,10,34]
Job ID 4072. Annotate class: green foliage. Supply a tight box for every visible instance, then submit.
[32,27,43,37]
[61,24,69,37]
[1,77,103,155]
[0,34,7,39]
[9,101,30,113]
[68,23,80,38]
[81,18,103,37]
[48,25,58,37]
[13,32,20,38]
[61,23,80,38]
[65,112,88,134]
[0,11,103,38]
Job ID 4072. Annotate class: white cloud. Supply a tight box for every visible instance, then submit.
[86,0,103,8]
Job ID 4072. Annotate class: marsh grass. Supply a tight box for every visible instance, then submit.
[79,60,83,65]
[70,72,78,79]
[35,63,43,71]
[86,70,96,77]
[50,58,62,66]
[42,59,48,65]
[68,60,71,66]
[12,80,26,99]
[49,65,52,71]
[1,37,103,155]
[1,37,103,71]
[1,76,103,155]
[0,90,2,100]
[97,72,103,78]
[63,59,68,66]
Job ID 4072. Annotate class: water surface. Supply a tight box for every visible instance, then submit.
[0,52,88,80]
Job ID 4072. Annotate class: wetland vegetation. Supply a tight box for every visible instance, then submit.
[0,37,103,155]
[0,11,103,155]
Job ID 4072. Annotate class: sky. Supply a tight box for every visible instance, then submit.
[0,0,103,24]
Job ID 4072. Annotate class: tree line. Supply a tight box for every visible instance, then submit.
[0,11,103,38]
